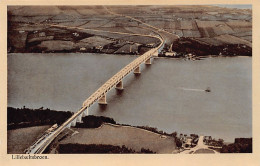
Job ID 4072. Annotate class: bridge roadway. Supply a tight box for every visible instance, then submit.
[32,24,165,154]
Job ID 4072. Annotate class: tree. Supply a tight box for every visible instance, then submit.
[218,139,224,147]
[176,138,182,148]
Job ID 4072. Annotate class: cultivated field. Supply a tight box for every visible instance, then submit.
[58,124,177,153]
[8,5,252,56]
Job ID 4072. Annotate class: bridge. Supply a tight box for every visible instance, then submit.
[31,8,169,154]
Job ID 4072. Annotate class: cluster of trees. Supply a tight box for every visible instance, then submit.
[209,139,224,147]
[167,37,252,57]
[133,125,177,138]
[75,115,116,128]
[58,144,155,154]
[221,138,252,153]
[7,107,73,130]
[175,138,183,148]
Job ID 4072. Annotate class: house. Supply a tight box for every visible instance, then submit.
[165,52,177,57]
[39,32,46,37]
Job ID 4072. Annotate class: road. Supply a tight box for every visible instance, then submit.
[180,136,219,154]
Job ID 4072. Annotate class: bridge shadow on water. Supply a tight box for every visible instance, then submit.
[116,89,124,95]
[115,64,152,94]
[98,104,108,111]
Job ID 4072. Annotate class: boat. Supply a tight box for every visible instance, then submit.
[205,87,211,92]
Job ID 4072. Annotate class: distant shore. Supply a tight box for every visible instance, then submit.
[8,6,252,57]
[7,36,251,58]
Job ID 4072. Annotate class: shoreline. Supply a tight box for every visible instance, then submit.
[6,106,241,143]
[8,52,252,58]
[7,107,252,153]
[7,106,251,143]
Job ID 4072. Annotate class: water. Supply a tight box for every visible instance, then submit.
[212,5,252,9]
[8,53,252,142]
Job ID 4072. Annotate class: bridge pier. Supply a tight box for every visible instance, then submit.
[77,113,83,123]
[145,58,152,65]
[66,123,71,128]
[71,119,77,127]
[115,80,123,90]
[153,51,158,56]
[134,65,141,75]
[82,108,88,117]
[98,94,107,105]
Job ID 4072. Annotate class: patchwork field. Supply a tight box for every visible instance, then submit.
[8,5,252,56]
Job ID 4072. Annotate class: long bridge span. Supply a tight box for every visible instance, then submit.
[31,8,170,154]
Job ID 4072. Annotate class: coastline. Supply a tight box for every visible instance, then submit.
[7,107,252,154]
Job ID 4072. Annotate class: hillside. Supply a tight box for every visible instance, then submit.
[8,5,252,57]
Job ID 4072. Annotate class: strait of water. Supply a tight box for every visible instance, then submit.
[8,53,252,142]
[213,5,252,9]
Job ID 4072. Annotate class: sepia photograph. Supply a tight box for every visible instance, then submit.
[6,5,253,155]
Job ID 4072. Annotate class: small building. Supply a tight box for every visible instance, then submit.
[80,47,86,51]
[72,32,79,37]
[39,32,46,37]
[95,45,103,50]
[165,52,177,57]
